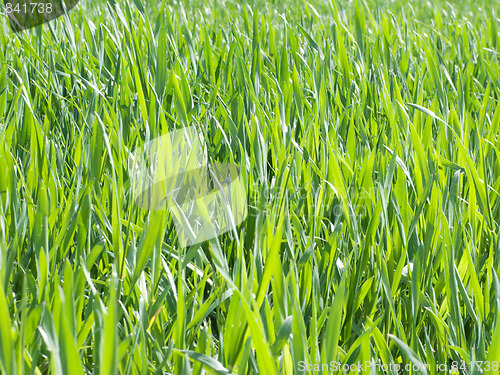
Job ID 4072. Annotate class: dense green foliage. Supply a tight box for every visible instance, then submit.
[0,0,499,373]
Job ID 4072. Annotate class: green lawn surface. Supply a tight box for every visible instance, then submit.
[0,0,499,373]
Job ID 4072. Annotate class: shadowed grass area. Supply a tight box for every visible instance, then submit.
[0,0,499,373]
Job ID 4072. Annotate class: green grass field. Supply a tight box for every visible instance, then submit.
[0,0,499,373]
